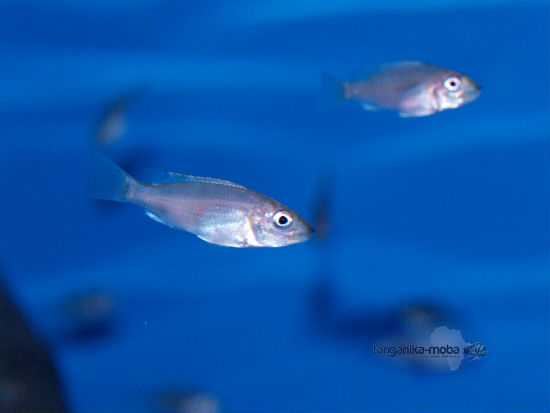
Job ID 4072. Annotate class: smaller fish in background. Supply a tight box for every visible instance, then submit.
[322,61,481,117]
[94,87,144,148]
[464,341,488,360]
[153,389,221,413]
[92,154,314,248]
[59,290,117,342]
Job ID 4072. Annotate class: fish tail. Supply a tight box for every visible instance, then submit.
[90,152,137,202]
[320,71,346,107]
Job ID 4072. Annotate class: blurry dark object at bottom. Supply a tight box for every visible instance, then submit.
[0,274,68,413]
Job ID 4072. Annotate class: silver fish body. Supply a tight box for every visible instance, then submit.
[323,61,481,117]
[92,155,313,248]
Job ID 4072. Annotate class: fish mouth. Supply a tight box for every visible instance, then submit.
[463,76,482,101]
[292,225,315,243]
[304,223,316,237]
[304,228,315,240]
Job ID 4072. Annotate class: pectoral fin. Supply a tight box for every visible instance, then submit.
[398,109,435,118]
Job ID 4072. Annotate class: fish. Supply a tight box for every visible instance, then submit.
[94,87,144,147]
[57,290,116,342]
[464,341,488,360]
[322,61,481,117]
[153,389,221,413]
[91,154,314,247]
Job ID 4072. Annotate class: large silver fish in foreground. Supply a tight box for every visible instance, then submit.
[92,155,314,247]
[322,61,481,117]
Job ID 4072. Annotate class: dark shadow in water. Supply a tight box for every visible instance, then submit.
[0,271,68,412]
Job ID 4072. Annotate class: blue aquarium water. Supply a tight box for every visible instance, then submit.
[1,0,549,412]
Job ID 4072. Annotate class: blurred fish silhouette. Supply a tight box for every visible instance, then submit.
[308,178,453,353]
[94,88,144,148]
[91,88,163,216]
[311,174,332,245]
[322,61,481,117]
[154,389,221,413]
[92,154,314,247]
[57,290,117,342]
[0,274,68,412]
[464,341,488,361]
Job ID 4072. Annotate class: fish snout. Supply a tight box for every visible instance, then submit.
[293,221,315,243]
[462,76,482,102]
[299,224,315,240]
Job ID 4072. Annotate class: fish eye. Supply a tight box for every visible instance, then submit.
[444,76,461,92]
[273,210,293,228]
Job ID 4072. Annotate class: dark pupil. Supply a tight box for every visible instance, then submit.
[278,216,288,225]
[449,81,456,86]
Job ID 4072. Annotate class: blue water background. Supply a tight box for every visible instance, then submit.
[1,0,549,411]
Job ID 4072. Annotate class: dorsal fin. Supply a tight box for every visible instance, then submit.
[351,61,426,80]
[377,61,425,71]
[145,169,247,189]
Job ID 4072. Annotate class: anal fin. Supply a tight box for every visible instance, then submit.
[399,109,435,118]
[360,101,380,112]
[145,210,175,228]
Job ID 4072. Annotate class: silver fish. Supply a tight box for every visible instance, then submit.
[322,61,481,117]
[92,155,314,248]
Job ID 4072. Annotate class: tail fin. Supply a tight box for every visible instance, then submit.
[320,71,346,108]
[90,152,135,202]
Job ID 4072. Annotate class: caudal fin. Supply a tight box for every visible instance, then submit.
[320,71,346,108]
[90,152,135,202]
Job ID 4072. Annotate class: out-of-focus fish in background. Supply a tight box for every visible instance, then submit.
[153,388,221,413]
[91,87,162,216]
[92,154,314,247]
[55,290,117,342]
[0,273,68,412]
[311,174,333,245]
[94,88,144,148]
[322,61,481,117]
